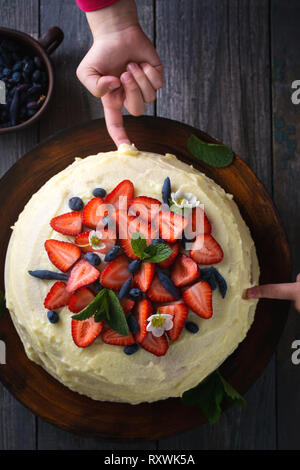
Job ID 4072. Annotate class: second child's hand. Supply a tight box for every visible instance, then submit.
[245,274,300,311]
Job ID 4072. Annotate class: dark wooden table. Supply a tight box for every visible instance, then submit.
[0,0,299,450]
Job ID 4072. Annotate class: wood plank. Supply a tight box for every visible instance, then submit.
[156,0,275,449]
[0,0,39,450]
[271,0,300,450]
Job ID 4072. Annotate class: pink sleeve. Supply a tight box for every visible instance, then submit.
[75,0,119,12]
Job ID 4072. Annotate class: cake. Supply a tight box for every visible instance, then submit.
[4,144,259,404]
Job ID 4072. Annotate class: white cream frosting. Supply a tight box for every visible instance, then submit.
[4,144,259,404]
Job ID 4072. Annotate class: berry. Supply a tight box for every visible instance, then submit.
[147,274,178,303]
[199,267,218,290]
[68,287,95,313]
[162,177,171,204]
[124,343,139,355]
[134,298,153,343]
[158,304,188,341]
[44,282,71,310]
[45,239,81,272]
[93,281,104,293]
[156,269,179,299]
[84,252,101,266]
[68,197,84,211]
[128,259,142,274]
[140,332,168,356]
[118,277,132,300]
[102,328,135,346]
[92,187,106,198]
[155,210,188,243]
[185,321,199,334]
[104,245,121,262]
[50,211,82,236]
[47,310,59,324]
[150,238,166,245]
[190,207,211,235]
[28,270,68,281]
[120,297,135,314]
[129,196,161,223]
[190,234,223,265]
[127,314,139,334]
[134,262,155,292]
[101,215,113,229]
[211,267,227,298]
[105,179,134,211]
[182,281,213,319]
[82,197,108,229]
[100,254,131,290]
[66,259,100,293]
[171,254,199,287]
[128,288,143,300]
[157,241,180,268]
[72,317,104,348]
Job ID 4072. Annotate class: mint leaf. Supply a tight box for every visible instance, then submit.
[131,233,148,258]
[181,370,245,423]
[0,291,6,319]
[71,289,107,321]
[143,243,172,263]
[187,134,234,168]
[106,289,129,336]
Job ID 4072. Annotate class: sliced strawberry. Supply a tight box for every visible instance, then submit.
[102,328,135,346]
[105,180,134,211]
[50,211,82,236]
[100,254,131,290]
[190,234,223,265]
[129,196,161,223]
[72,317,104,348]
[66,259,100,293]
[155,210,188,243]
[185,207,211,240]
[134,298,153,343]
[75,229,116,254]
[171,253,199,287]
[134,262,155,292]
[158,303,188,341]
[120,297,135,315]
[82,197,108,229]
[147,274,178,303]
[183,281,213,319]
[45,239,81,272]
[68,287,95,313]
[157,241,180,268]
[140,332,168,356]
[44,281,72,310]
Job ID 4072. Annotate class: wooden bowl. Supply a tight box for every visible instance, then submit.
[0,117,291,439]
[0,26,64,134]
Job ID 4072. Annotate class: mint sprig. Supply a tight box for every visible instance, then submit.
[0,291,6,319]
[181,370,246,423]
[131,233,172,263]
[72,288,129,336]
[187,134,234,168]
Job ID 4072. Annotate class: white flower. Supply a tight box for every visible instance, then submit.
[146,312,173,337]
[88,230,105,251]
[170,188,200,209]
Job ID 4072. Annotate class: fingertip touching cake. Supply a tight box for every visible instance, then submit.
[5,144,259,404]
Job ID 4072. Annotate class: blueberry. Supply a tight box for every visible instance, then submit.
[200,268,217,291]
[28,270,69,281]
[150,238,166,246]
[127,314,139,334]
[12,62,22,72]
[84,252,101,266]
[128,259,142,274]
[11,71,21,83]
[211,267,227,298]
[118,277,132,300]
[47,310,59,324]
[69,196,84,211]
[34,56,42,68]
[101,215,113,229]
[26,108,36,118]
[156,269,179,299]
[93,187,106,198]
[2,68,11,78]
[93,281,104,293]
[162,176,171,205]
[104,245,121,262]
[9,89,19,126]
[32,69,41,82]
[185,321,199,334]
[128,288,142,301]
[124,343,139,355]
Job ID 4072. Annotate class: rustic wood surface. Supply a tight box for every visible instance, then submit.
[0,0,298,450]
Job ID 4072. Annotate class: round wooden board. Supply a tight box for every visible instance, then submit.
[0,116,291,440]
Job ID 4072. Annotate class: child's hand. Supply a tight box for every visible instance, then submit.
[245,274,300,311]
[76,0,164,147]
